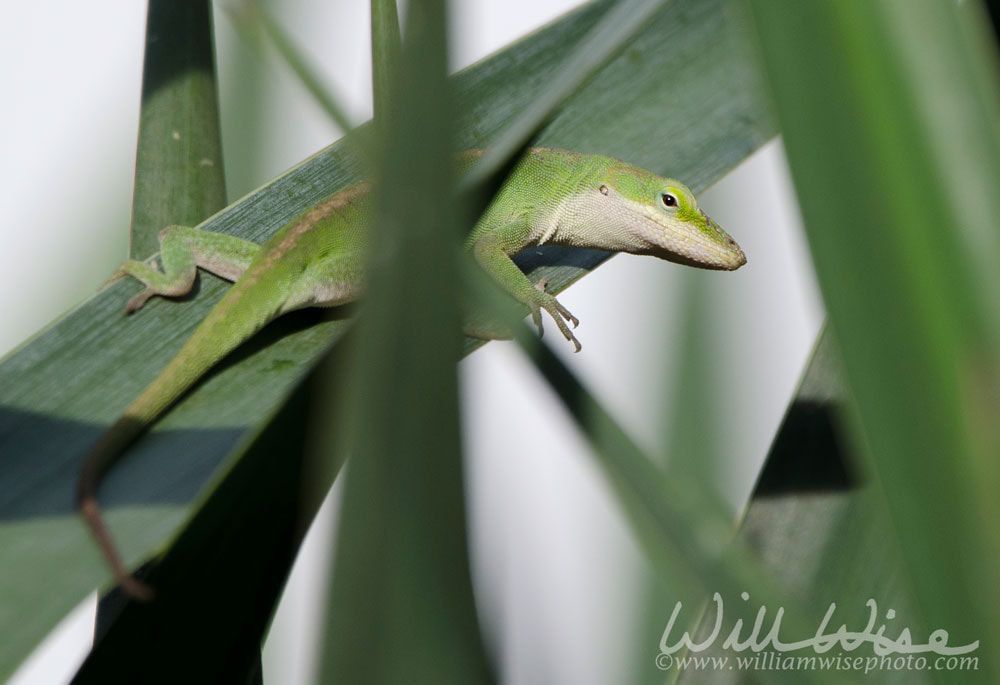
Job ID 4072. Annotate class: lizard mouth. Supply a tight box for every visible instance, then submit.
[638,212,746,270]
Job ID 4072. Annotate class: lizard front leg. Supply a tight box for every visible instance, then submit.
[470,228,581,351]
[114,226,260,313]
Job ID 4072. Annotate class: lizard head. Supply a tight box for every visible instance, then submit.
[597,165,747,270]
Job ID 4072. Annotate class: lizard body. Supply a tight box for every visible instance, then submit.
[78,147,746,598]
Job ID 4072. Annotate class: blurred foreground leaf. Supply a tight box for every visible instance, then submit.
[317,1,493,681]
[749,1,1000,681]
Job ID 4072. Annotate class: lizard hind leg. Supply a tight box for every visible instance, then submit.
[118,225,198,313]
[117,225,260,314]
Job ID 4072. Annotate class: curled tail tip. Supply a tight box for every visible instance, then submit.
[78,496,156,602]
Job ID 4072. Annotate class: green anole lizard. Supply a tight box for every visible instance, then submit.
[78,147,746,598]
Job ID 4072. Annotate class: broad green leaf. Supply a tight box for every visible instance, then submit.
[0,0,774,678]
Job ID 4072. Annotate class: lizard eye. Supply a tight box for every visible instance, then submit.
[599,184,609,195]
[661,192,678,208]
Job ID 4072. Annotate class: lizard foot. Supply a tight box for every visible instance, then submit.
[125,289,155,314]
[530,291,581,352]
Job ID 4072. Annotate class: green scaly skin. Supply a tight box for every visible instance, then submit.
[78,147,746,599]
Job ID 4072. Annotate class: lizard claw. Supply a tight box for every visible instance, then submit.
[554,316,581,353]
[549,297,579,330]
[531,293,582,352]
[531,307,545,338]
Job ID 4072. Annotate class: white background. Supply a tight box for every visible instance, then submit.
[0,1,823,683]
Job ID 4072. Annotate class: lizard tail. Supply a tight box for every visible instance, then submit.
[76,285,283,600]
[76,413,161,600]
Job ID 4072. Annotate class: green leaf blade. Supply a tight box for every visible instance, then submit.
[130,0,227,258]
